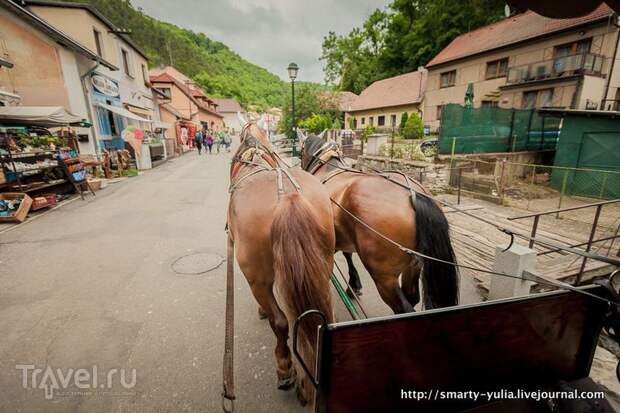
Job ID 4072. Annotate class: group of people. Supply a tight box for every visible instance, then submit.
[194,127,232,155]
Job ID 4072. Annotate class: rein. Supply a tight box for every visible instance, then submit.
[223,133,301,413]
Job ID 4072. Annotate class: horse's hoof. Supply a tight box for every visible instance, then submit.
[296,383,309,406]
[258,307,268,320]
[277,374,296,390]
[346,287,362,298]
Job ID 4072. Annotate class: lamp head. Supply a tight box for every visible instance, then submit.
[287,62,299,81]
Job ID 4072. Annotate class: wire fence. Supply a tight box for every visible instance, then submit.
[447,158,620,210]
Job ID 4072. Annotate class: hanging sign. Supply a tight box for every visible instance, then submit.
[91,75,120,98]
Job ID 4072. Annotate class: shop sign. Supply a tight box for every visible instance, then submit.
[91,75,120,98]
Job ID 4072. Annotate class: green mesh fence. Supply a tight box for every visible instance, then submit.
[438,104,560,154]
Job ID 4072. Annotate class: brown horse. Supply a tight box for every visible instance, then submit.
[227,124,336,404]
[301,135,458,313]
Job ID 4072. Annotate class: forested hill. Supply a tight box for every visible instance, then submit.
[63,0,287,110]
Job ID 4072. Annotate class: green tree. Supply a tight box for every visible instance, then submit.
[299,114,333,134]
[399,112,409,130]
[321,0,505,92]
[402,112,424,139]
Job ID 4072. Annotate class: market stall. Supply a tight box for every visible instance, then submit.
[0,106,93,221]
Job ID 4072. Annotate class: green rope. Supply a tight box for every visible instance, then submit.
[331,273,359,319]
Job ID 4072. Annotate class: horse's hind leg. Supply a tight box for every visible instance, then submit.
[343,252,363,296]
[372,273,415,314]
[402,261,422,309]
[249,283,296,389]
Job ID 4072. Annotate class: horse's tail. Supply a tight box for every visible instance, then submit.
[272,192,334,393]
[414,194,459,309]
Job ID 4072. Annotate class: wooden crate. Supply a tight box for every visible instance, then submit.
[0,193,33,223]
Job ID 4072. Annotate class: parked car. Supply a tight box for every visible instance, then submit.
[419,138,438,156]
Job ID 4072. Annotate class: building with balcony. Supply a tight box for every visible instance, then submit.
[423,5,620,132]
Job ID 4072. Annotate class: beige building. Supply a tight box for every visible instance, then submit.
[424,4,620,132]
[150,67,223,153]
[212,98,246,134]
[344,70,427,130]
[25,0,156,154]
[0,0,118,153]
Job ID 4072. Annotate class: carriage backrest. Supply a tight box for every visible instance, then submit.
[314,285,610,412]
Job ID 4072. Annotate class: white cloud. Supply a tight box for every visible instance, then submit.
[131,0,389,82]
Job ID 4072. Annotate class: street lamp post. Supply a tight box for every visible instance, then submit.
[287,62,299,157]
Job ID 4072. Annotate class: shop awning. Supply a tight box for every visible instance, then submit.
[0,106,90,127]
[125,104,153,118]
[96,102,152,123]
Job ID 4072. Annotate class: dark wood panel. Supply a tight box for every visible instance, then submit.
[316,286,608,413]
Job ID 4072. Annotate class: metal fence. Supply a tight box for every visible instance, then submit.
[448,158,620,209]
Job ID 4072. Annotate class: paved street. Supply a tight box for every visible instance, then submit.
[0,148,480,412]
[0,149,311,412]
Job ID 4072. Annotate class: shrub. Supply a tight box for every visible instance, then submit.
[298,113,333,134]
[402,112,424,139]
[399,112,409,130]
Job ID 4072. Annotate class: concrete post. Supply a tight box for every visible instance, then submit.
[489,243,536,300]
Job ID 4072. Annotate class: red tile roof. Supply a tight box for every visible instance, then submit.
[150,73,222,118]
[348,70,426,112]
[213,98,243,113]
[428,4,614,67]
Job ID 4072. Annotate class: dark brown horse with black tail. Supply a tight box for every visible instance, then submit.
[228,123,335,404]
[301,135,458,313]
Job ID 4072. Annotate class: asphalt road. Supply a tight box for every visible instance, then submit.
[0,147,481,412]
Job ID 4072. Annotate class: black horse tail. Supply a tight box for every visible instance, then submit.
[413,194,459,309]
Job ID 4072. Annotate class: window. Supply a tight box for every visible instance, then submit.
[554,38,591,57]
[369,116,374,126]
[377,115,385,126]
[481,100,498,108]
[361,117,365,125]
[141,64,148,86]
[352,118,358,128]
[522,88,554,109]
[121,49,132,77]
[390,114,396,126]
[440,70,456,88]
[485,58,508,79]
[436,105,444,121]
[93,29,103,57]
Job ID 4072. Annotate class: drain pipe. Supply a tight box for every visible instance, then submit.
[601,17,620,110]
[80,60,101,157]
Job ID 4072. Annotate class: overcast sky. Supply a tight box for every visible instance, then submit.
[131,0,390,83]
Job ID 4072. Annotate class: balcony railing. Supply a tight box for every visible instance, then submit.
[506,53,605,85]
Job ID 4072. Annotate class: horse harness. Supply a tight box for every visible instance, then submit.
[305,142,418,203]
[229,143,301,196]
[223,140,301,413]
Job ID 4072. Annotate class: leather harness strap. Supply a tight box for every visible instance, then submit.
[222,234,235,413]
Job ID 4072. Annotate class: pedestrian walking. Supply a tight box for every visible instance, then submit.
[216,129,225,153]
[194,130,203,155]
[205,134,214,154]
[223,129,232,153]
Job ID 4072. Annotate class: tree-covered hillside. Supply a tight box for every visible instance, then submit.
[64,0,287,110]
